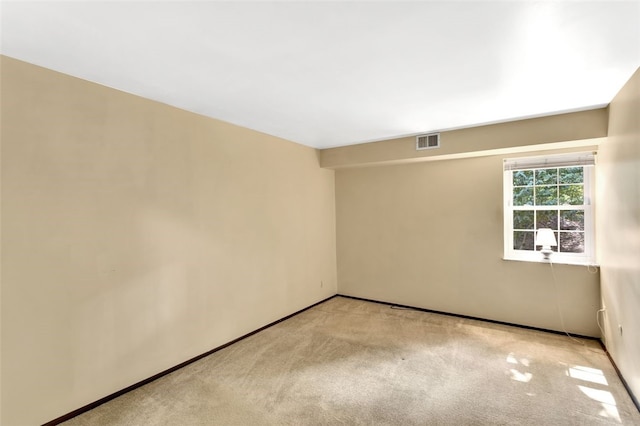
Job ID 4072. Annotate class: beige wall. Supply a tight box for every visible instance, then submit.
[332,92,608,336]
[335,118,602,336]
[321,108,608,168]
[326,103,607,347]
[597,68,640,401]
[0,56,337,425]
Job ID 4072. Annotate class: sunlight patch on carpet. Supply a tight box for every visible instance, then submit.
[578,385,621,423]
[509,369,533,383]
[568,366,608,386]
[506,352,533,382]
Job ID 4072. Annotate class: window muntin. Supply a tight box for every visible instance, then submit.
[504,153,595,265]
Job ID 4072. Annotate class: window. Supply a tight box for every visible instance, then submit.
[503,152,595,265]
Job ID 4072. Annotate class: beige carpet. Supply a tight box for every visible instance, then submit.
[63,296,640,425]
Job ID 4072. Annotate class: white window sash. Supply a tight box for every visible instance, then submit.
[503,155,596,265]
[504,152,596,171]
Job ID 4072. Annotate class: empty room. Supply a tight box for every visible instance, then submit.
[1,1,639,425]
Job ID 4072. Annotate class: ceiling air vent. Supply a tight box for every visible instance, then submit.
[416,133,440,150]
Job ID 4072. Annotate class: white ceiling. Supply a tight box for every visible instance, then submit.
[2,1,639,149]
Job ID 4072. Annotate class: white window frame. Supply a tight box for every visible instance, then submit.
[503,152,596,265]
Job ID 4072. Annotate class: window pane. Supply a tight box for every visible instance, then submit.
[513,187,533,206]
[536,168,558,185]
[513,211,534,229]
[559,232,584,253]
[535,186,558,205]
[537,210,558,230]
[505,156,593,262]
[559,167,583,184]
[513,170,534,186]
[514,231,534,250]
[560,210,584,230]
[559,185,584,205]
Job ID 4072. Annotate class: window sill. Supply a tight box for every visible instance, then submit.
[502,256,599,267]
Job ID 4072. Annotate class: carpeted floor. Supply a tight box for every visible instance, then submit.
[63,296,640,425]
